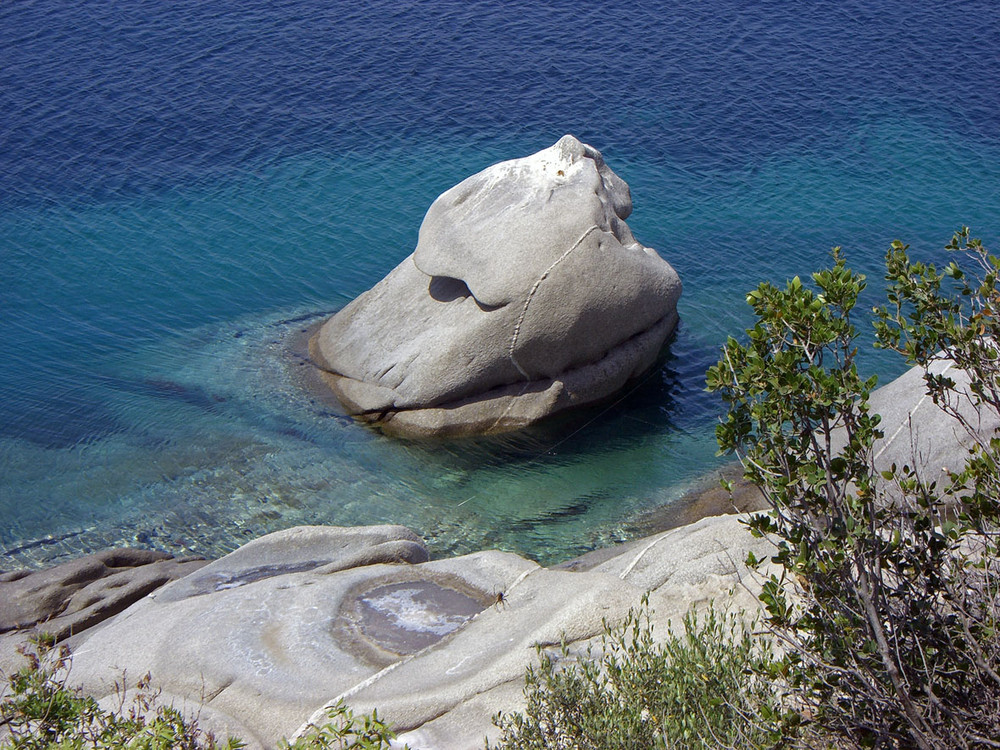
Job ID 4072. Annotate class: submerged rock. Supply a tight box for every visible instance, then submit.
[310,135,682,436]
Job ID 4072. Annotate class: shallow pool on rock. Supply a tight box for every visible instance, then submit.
[358,581,488,655]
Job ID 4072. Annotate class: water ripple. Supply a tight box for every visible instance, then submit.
[1,0,999,569]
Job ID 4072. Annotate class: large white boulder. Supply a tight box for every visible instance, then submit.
[868,357,1000,489]
[310,135,681,436]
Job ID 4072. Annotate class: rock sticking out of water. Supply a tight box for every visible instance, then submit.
[310,135,682,437]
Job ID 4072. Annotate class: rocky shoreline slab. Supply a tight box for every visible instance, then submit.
[0,511,775,750]
[0,461,769,750]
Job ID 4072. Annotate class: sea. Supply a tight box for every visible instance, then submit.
[2,0,999,570]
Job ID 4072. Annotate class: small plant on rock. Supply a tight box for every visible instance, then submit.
[282,701,405,750]
[0,637,405,750]
[0,635,243,750]
[488,596,789,750]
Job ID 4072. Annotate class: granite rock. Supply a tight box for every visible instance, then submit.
[67,526,532,747]
[867,357,1000,495]
[0,548,207,641]
[357,514,776,750]
[63,517,772,749]
[310,135,682,436]
[0,548,209,685]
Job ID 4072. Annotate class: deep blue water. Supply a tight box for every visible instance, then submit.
[2,0,999,568]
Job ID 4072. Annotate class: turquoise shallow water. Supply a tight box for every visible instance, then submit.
[2,1,999,568]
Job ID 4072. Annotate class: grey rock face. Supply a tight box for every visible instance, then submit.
[0,548,208,682]
[821,356,1000,509]
[868,357,1000,490]
[310,135,682,436]
[64,518,770,750]
[0,548,207,640]
[67,526,535,747]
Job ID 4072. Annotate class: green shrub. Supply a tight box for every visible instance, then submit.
[0,637,403,750]
[489,596,790,750]
[0,636,244,750]
[281,702,404,750]
[707,230,1000,749]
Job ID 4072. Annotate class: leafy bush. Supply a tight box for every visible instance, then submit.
[0,635,243,750]
[707,230,1000,749]
[0,636,403,750]
[282,702,404,750]
[489,596,790,750]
